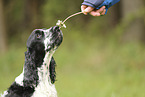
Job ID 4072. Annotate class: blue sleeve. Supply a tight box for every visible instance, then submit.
[97,0,120,14]
[82,0,120,14]
[82,0,105,8]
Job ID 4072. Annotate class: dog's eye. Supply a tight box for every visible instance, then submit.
[35,30,44,39]
[36,34,41,39]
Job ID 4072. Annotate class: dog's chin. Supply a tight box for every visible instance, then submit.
[45,35,63,52]
[45,41,62,52]
[45,36,63,52]
[45,46,57,52]
[45,26,63,52]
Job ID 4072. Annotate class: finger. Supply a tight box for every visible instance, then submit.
[81,5,88,15]
[81,5,87,12]
[102,6,106,9]
[84,6,94,13]
[90,11,100,16]
[89,6,106,16]
[96,6,105,14]
[100,9,106,15]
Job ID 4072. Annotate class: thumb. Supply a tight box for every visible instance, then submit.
[84,6,94,13]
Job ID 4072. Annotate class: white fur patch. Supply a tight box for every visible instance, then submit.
[32,50,57,97]
[32,29,58,97]
[44,29,52,51]
[1,91,8,97]
[15,69,24,86]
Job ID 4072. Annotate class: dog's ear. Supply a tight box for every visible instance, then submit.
[27,29,45,52]
[49,57,56,84]
[26,48,45,67]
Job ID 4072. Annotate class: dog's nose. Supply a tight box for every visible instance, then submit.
[53,26,60,32]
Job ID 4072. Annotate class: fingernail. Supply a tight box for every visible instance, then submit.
[84,9,89,13]
[82,10,86,13]
[96,13,100,16]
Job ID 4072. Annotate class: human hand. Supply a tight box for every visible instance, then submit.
[81,5,106,16]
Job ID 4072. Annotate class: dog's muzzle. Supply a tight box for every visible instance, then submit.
[45,26,63,52]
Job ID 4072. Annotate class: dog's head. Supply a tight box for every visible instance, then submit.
[3,26,62,97]
[22,26,63,87]
[27,26,63,53]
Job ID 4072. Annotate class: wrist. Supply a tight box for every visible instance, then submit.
[82,0,105,8]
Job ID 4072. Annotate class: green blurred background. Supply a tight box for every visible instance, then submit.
[0,0,145,97]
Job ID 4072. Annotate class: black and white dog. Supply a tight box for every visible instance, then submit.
[2,26,63,97]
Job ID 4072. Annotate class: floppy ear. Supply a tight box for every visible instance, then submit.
[49,57,56,84]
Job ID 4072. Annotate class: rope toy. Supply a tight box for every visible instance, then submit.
[56,11,85,28]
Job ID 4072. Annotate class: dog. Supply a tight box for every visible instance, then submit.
[1,26,63,97]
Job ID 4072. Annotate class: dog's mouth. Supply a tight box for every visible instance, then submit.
[45,26,63,52]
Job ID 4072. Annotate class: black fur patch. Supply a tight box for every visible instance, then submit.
[5,82,34,97]
[49,57,56,84]
[23,50,45,87]
[6,50,46,97]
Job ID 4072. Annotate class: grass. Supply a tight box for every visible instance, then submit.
[56,69,145,97]
[0,33,145,97]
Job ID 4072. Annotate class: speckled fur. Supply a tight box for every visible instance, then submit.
[1,26,63,97]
